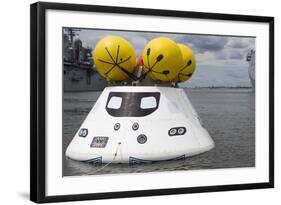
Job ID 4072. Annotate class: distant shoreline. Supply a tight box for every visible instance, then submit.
[182,86,252,89]
[64,86,253,93]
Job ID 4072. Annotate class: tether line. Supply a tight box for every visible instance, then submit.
[89,142,121,174]
[105,64,117,75]
[98,59,114,65]
[105,47,116,63]
[118,56,131,64]
[177,60,192,82]
[115,45,120,63]
[97,46,137,81]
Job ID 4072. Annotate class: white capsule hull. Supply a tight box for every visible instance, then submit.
[66,86,215,164]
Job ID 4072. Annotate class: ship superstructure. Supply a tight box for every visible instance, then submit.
[63,28,107,91]
[246,50,255,90]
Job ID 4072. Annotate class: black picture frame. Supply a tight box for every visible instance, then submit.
[30,2,274,203]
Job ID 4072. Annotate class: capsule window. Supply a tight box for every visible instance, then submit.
[107,96,122,109]
[106,92,160,117]
[140,96,157,109]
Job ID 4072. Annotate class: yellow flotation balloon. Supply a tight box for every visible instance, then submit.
[173,44,196,82]
[93,35,136,81]
[142,37,183,82]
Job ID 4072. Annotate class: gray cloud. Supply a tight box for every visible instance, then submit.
[174,35,228,53]
[227,38,255,49]
[216,48,245,60]
[65,27,254,65]
[229,50,244,59]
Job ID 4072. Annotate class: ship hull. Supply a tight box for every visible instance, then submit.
[64,63,107,91]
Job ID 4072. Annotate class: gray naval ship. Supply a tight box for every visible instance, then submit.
[63,29,107,91]
[246,49,255,90]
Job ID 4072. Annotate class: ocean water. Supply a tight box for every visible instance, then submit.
[63,88,255,176]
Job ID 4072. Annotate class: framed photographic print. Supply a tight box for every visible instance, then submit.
[30,2,274,203]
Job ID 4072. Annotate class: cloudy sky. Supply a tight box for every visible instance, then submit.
[64,28,255,87]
